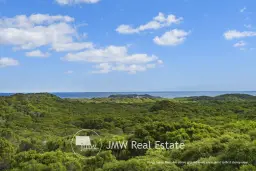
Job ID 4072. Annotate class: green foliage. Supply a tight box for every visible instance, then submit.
[0,93,256,171]
[0,138,15,170]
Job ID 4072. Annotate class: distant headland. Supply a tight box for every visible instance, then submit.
[1,92,256,101]
[108,94,161,99]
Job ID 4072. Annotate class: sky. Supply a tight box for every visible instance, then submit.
[0,0,256,92]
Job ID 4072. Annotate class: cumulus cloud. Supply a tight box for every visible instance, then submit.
[55,0,100,5]
[63,46,158,64]
[63,45,163,73]
[0,14,74,28]
[113,63,156,74]
[0,14,93,51]
[116,12,183,34]
[26,50,50,57]
[153,29,189,46]
[52,42,94,52]
[0,22,75,50]
[1,14,163,74]
[0,57,19,67]
[92,63,112,74]
[233,41,246,48]
[224,30,256,40]
[92,63,158,74]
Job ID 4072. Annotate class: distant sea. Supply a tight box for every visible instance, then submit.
[1,91,256,99]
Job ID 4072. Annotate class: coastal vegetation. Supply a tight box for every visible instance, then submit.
[0,93,256,171]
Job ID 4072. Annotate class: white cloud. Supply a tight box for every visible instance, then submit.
[52,42,94,52]
[116,12,183,34]
[55,0,100,5]
[240,7,246,13]
[0,22,75,49]
[116,25,139,34]
[0,14,74,28]
[93,63,157,74]
[63,46,158,64]
[92,63,112,74]
[157,60,163,64]
[112,64,153,74]
[153,29,189,46]
[0,57,19,67]
[1,14,163,74]
[224,30,256,40]
[26,50,50,57]
[0,14,92,52]
[63,45,163,73]
[65,70,74,74]
[233,41,246,48]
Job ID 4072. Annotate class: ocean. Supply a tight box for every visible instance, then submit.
[1,91,256,99]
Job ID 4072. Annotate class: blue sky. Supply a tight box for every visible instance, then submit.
[0,0,256,92]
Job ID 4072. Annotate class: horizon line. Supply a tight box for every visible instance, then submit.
[1,90,256,94]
